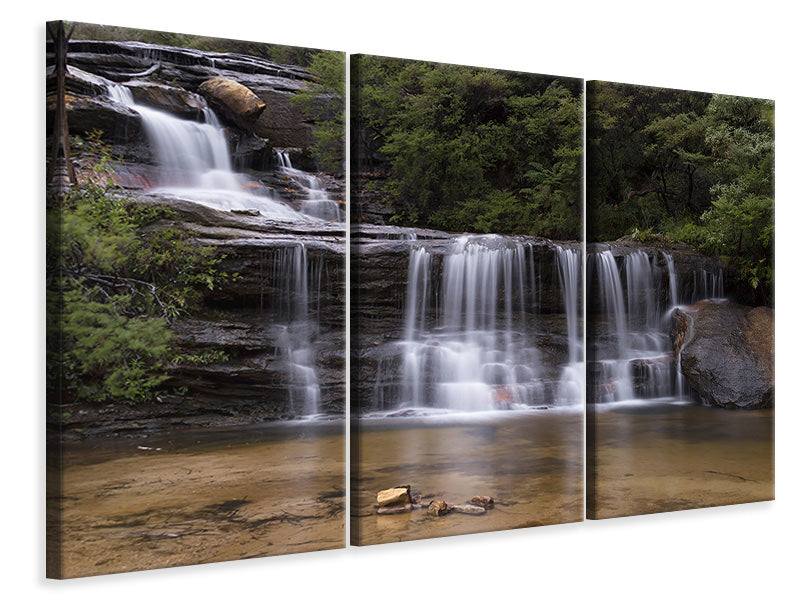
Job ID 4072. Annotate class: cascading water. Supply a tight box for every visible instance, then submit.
[556,247,583,404]
[106,83,303,218]
[372,235,582,413]
[589,247,724,405]
[276,150,342,222]
[106,83,332,417]
[272,244,322,416]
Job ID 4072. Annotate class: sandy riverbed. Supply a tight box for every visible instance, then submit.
[48,421,345,578]
[588,402,774,519]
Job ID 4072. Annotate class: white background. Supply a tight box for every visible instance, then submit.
[6,1,797,598]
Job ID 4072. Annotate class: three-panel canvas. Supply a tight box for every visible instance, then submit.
[46,21,775,579]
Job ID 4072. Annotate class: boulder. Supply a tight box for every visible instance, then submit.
[199,77,266,127]
[124,80,207,119]
[671,300,774,409]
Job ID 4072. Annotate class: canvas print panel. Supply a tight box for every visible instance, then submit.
[585,81,775,519]
[350,55,584,545]
[46,21,345,577]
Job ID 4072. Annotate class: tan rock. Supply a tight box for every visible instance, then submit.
[199,77,266,123]
[377,486,411,507]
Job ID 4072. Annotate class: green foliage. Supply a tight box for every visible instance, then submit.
[354,56,582,239]
[587,84,774,302]
[293,50,345,173]
[48,134,227,404]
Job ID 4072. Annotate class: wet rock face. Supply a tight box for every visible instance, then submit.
[128,196,347,419]
[47,39,321,167]
[671,300,774,409]
[125,80,208,119]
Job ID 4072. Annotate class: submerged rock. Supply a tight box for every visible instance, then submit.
[671,300,774,409]
[469,496,495,509]
[427,500,450,516]
[449,504,487,515]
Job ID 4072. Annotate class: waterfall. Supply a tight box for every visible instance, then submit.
[272,244,322,416]
[589,248,724,405]
[107,83,330,417]
[106,83,303,219]
[276,150,343,221]
[556,246,583,404]
[374,236,581,413]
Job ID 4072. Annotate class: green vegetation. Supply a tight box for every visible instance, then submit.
[47,133,228,404]
[354,56,583,239]
[587,82,774,302]
[293,50,346,173]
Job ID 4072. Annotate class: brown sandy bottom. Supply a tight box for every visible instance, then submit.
[50,420,345,578]
[351,410,584,545]
[588,403,774,519]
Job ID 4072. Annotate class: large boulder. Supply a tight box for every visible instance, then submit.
[671,300,774,409]
[199,77,266,127]
[124,80,207,119]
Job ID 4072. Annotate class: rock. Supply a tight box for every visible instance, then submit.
[124,80,207,119]
[376,503,412,515]
[449,504,487,515]
[377,486,411,507]
[230,208,261,217]
[199,77,266,128]
[469,496,494,509]
[671,300,774,409]
[427,500,450,516]
[46,92,143,142]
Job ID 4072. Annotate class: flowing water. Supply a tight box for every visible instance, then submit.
[584,246,771,518]
[107,84,302,218]
[276,150,343,222]
[106,82,336,418]
[369,235,582,414]
[588,247,725,405]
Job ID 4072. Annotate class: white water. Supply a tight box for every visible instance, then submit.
[556,247,583,404]
[276,151,342,221]
[107,84,304,218]
[590,248,724,404]
[272,244,322,416]
[107,83,327,416]
[373,236,582,413]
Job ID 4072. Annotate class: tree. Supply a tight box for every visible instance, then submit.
[354,56,582,239]
[294,50,346,173]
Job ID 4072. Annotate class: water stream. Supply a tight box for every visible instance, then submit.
[105,82,332,417]
[276,150,343,222]
[588,247,725,406]
[371,235,582,414]
[106,84,302,218]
